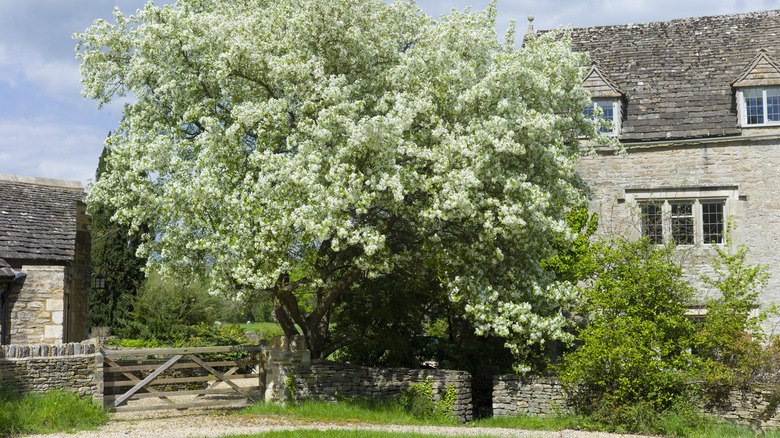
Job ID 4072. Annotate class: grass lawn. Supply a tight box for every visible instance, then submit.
[237,321,285,339]
[242,398,456,426]
[216,431,504,438]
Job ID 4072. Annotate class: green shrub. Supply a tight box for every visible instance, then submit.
[400,378,457,421]
[559,238,697,416]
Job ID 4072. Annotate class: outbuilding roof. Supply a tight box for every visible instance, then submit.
[0,174,86,262]
[552,9,780,141]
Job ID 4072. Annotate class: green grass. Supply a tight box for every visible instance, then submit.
[242,398,458,426]
[238,321,285,339]
[214,431,503,438]
[471,413,780,438]
[0,389,109,435]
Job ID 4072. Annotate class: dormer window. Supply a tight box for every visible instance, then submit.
[581,63,624,137]
[739,87,780,126]
[584,98,619,135]
[733,49,780,127]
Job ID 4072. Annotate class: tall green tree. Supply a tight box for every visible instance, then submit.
[89,145,147,331]
[76,0,619,366]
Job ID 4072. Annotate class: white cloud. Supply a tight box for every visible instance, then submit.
[0,117,104,184]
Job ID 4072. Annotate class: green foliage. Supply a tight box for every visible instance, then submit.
[541,204,598,284]
[107,338,161,348]
[559,238,697,416]
[693,243,777,386]
[400,378,457,421]
[284,371,297,404]
[0,389,108,435]
[119,272,237,342]
[89,145,147,332]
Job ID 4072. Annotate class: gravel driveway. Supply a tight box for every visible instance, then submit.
[21,409,653,438]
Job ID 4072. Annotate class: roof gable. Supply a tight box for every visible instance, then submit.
[0,174,86,263]
[583,63,623,98]
[733,49,780,87]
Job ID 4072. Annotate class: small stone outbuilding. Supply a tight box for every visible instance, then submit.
[0,173,91,344]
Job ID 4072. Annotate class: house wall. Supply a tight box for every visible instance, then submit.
[6,265,68,344]
[577,136,780,332]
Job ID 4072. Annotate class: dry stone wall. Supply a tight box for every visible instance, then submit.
[0,342,99,399]
[492,375,570,417]
[293,361,473,422]
[493,374,780,428]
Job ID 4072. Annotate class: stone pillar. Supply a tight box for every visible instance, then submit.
[263,335,310,403]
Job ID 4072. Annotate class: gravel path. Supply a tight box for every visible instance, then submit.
[21,409,654,438]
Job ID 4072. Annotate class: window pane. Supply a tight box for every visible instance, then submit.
[746,88,764,124]
[768,89,780,122]
[640,202,663,244]
[597,101,614,133]
[582,105,593,117]
[702,201,724,244]
[671,202,694,245]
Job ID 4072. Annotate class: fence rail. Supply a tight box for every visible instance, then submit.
[102,345,266,412]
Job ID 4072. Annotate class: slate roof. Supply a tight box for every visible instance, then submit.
[0,174,86,262]
[551,9,780,141]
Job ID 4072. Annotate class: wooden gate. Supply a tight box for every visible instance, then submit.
[102,345,266,412]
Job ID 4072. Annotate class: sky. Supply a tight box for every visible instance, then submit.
[1,0,779,187]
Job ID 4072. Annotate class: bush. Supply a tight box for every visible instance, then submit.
[400,378,457,422]
[559,238,697,415]
[118,272,245,342]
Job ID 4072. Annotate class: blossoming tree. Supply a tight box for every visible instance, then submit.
[77,0,616,369]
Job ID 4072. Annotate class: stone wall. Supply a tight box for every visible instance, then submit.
[703,385,780,428]
[0,342,100,399]
[6,265,68,344]
[292,361,473,422]
[493,374,780,427]
[492,375,569,417]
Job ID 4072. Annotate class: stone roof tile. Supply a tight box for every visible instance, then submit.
[544,10,780,141]
[0,174,86,263]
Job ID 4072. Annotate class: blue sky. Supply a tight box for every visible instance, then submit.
[1,0,778,186]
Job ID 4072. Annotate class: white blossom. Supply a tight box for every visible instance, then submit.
[76,0,618,368]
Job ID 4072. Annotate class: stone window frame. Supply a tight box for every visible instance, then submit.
[583,98,620,136]
[737,86,780,127]
[626,186,739,246]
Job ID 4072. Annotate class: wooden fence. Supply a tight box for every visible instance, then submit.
[102,345,266,412]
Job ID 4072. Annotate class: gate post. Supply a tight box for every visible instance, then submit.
[94,349,105,407]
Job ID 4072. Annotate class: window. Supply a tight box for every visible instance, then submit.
[583,98,619,135]
[639,202,663,244]
[638,199,725,245]
[738,87,780,126]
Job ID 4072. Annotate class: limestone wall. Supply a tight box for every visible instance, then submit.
[493,374,780,428]
[293,361,473,422]
[703,385,780,428]
[6,265,68,344]
[492,375,570,417]
[0,342,100,399]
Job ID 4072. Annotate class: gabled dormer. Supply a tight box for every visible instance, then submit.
[733,49,780,127]
[582,63,624,136]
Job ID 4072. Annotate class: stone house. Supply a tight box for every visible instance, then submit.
[0,173,91,344]
[540,10,780,330]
